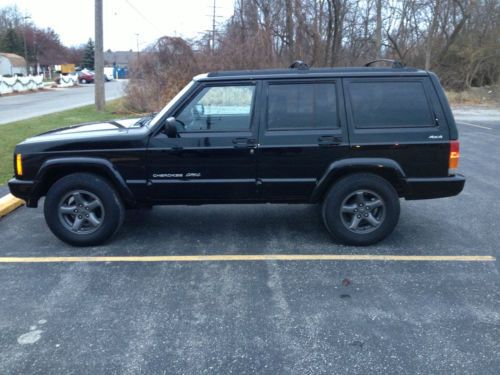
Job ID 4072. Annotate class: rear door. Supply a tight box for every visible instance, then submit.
[257,79,349,200]
[343,76,450,177]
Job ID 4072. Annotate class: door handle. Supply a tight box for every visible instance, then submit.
[318,136,342,147]
[233,138,257,148]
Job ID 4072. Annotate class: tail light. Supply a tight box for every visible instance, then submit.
[449,140,459,175]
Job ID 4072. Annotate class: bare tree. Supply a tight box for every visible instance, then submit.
[123,0,500,110]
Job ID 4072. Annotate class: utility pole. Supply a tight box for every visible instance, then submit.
[95,0,105,111]
[22,16,31,74]
[375,0,382,59]
[206,0,221,53]
[212,0,216,52]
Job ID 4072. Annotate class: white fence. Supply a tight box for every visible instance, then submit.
[58,74,78,87]
[0,75,44,95]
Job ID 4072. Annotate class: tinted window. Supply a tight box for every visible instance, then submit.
[177,85,255,132]
[267,83,338,129]
[348,81,433,128]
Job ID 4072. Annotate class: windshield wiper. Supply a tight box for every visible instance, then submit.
[134,112,157,127]
[108,120,125,128]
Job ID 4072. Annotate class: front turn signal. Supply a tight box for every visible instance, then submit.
[449,140,459,174]
[16,154,23,176]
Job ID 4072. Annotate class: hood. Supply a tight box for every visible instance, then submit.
[21,118,143,144]
[38,118,141,136]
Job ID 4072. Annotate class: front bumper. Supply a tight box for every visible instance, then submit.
[8,178,37,207]
[404,174,465,200]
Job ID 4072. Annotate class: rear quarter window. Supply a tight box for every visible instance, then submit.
[348,80,434,128]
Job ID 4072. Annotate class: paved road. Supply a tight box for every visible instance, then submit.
[0,115,498,374]
[0,80,127,125]
[452,106,500,123]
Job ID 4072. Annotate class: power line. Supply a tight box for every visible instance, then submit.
[123,0,164,35]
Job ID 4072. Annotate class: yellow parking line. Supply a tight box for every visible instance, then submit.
[0,254,495,263]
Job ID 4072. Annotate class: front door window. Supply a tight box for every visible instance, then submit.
[176,85,255,132]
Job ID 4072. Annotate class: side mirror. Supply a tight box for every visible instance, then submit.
[165,117,178,138]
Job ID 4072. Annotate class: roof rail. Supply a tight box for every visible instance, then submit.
[364,59,405,68]
[289,60,309,70]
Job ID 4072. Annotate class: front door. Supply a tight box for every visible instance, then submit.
[257,79,349,200]
[147,82,259,202]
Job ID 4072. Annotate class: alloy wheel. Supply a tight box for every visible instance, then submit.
[58,190,105,234]
[339,190,386,234]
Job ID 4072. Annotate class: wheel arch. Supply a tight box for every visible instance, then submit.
[311,158,407,203]
[29,157,135,207]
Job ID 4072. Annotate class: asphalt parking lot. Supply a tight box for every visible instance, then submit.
[0,116,499,374]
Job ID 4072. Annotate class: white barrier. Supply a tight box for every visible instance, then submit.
[0,75,44,95]
[58,74,78,87]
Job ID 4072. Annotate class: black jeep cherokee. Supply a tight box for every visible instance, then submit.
[9,63,465,246]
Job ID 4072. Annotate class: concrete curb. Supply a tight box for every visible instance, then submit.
[0,194,24,218]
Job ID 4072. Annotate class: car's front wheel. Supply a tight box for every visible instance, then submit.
[322,173,400,246]
[44,173,124,246]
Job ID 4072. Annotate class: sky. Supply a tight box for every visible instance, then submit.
[0,0,235,50]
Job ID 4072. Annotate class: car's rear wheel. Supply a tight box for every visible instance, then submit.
[322,173,400,246]
[80,78,87,84]
[44,173,124,246]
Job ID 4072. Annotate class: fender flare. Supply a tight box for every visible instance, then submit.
[311,158,407,202]
[31,157,135,205]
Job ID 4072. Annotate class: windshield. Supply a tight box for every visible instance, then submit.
[148,80,195,128]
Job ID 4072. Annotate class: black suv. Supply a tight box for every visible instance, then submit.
[9,62,465,246]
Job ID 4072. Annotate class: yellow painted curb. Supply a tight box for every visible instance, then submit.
[0,194,24,218]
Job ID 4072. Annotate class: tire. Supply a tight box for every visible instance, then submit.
[322,173,400,246]
[44,173,125,246]
[80,78,87,84]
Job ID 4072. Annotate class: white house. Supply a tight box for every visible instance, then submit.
[0,53,27,76]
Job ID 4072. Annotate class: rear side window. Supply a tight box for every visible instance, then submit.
[348,81,434,128]
[267,83,338,129]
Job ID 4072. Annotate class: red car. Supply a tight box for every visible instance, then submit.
[78,70,94,84]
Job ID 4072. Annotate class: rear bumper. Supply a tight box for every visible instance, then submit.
[404,174,465,200]
[8,178,37,207]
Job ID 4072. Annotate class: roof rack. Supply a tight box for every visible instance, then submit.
[364,59,405,68]
[289,60,309,70]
